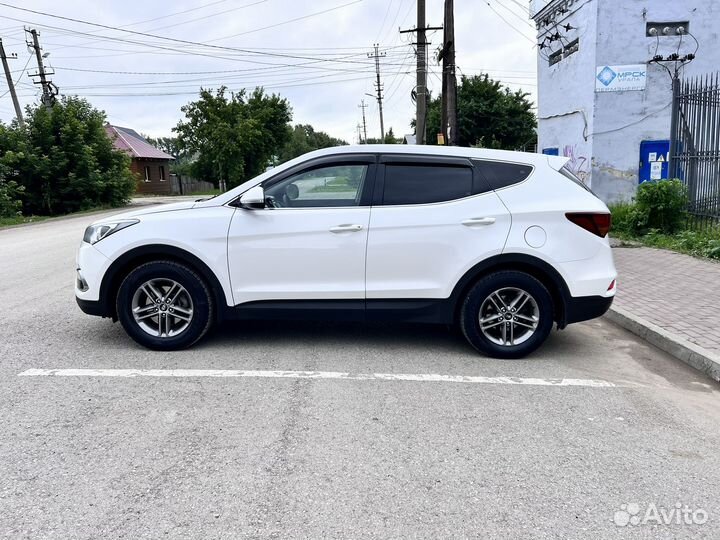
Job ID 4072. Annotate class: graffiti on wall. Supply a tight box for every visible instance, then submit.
[563,144,590,185]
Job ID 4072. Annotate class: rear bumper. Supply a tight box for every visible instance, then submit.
[564,294,614,326]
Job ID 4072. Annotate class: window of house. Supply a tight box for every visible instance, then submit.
[382,165,473,205]
[159,165,166,181]
[143,166,151,182]
[264,164,368,208]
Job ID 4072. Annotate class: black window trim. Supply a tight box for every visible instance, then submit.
[472,158,535,192]
[374,153,490,207]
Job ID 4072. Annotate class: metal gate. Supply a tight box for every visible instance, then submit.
[670,73,720,228]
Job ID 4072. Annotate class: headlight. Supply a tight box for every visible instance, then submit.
[83,220,139,244]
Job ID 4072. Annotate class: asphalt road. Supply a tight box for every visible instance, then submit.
[1,205,719,539]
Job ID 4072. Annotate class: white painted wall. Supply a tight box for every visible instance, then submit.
[534,0,720,202]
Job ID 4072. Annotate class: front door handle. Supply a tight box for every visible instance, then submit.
[329,224,363,233]
[462,217,496,226]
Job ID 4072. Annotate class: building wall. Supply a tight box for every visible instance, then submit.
[591,0,719,202]
[535,0,599,186]
[131,159,173,195]
[534,0,720,203]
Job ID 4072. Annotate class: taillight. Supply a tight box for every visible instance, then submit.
[565,212,612,237]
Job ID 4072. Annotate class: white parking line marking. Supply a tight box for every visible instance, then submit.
[18,368,619,387]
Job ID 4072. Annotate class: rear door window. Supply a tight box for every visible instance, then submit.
[382,165,473,205]
[475,160,533,190]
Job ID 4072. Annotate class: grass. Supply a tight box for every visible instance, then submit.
[0,214,53,228]
[0,205,120,230]
[609,203,720,260]
[619,229,720,260]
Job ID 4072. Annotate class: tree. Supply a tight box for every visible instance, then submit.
[0,97,135,216]
[365,127,400,145]
[143,135,181,158]
[277,124,347,163]
[174,87,292,188]
[422,74,536,149]
[143,135,194,176]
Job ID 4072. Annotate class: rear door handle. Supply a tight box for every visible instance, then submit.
[462,217,496,226]
[329,224,363,233]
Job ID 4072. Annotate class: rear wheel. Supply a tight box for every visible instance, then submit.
[460,271,554,359]
[116,261,213,350]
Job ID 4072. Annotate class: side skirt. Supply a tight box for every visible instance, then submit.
[223,299,455,324]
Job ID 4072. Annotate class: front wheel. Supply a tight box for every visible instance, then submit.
[116,261,214,350]
[460,271,554,359]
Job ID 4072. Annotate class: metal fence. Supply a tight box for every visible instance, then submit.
[670,73,720,229]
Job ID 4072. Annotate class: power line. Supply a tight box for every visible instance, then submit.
[375,0,395,42]
[484,1,535,44]
[49,0,268,52]
[0,1,369,64]
[489,0,534,28]
[0,14,414,78]
[200,0,365,42]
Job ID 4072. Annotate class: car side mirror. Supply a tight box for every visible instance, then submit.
[239,185,265,209]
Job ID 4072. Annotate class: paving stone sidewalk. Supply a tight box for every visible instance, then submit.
[612,246,720,356]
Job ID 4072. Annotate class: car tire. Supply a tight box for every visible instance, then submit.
[460,270,554,359]
[116,260,214,350]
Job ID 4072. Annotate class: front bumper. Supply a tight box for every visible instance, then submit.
[75,241,110,302]
[76,297,107,317]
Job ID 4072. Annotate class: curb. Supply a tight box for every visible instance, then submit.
[605,306,720,383]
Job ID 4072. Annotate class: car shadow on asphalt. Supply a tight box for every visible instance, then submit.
[199,319,571,361]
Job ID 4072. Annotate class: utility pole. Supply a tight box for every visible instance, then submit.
[0,38,23,126]
[401,7,442,145]
[367,44,386,141]
[356,123,362,144]
[358,100,368,143]
[441,0,457,145]
[26,28,57,108]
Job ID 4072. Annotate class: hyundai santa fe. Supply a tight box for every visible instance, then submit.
[75,145,616,358]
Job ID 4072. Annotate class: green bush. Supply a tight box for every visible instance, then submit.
[0,176,24,218]
[0,97,135,216]
[608,202,639,234]
[634,179,687,234]
[610,179,688,236]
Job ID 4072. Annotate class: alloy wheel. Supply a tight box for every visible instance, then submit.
[131,278,194,338]
[478,287,539,346]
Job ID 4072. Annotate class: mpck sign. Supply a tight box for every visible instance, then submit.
[595,64,647,92]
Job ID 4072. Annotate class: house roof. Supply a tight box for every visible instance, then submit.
[105,124,174,160]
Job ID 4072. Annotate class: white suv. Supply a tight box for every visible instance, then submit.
[76,145,616,358]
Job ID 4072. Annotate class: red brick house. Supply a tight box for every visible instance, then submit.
[105,125,174,195]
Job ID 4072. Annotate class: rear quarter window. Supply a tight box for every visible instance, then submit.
[474,160,533,190]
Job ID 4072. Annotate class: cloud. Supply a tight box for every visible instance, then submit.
[0,0,537,143]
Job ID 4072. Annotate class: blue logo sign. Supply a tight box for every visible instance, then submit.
[597,66,617,86]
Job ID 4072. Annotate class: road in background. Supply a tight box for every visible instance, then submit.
[1,207,719,539]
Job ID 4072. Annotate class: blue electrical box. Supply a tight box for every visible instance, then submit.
[542,147,560,156]
[639,140,670,183]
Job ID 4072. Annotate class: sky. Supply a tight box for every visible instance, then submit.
[0,0,538,144]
